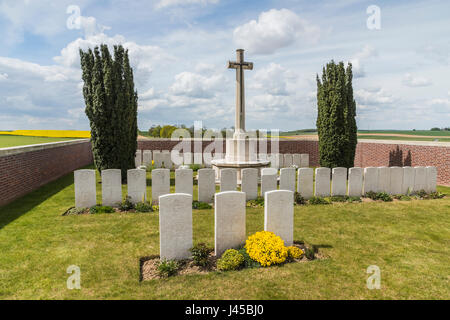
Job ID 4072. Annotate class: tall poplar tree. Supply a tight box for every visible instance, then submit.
[80,44,138,180]
[316,60,357,168]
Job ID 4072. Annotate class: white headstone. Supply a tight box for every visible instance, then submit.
[183,152,193,165]
[214,191,246,256]
[264,190,294,246]
[135,150,142,168]
[270,153,283,169]
[389,166,403,195]
[283,154,293,168]
[297,168,313,199]
[194,152,203,165]
[151,169,170,204]
[153,151,163,168]
[241,168,258,200]
[402,167,415,195]
[261,168,278,196]
[159,193,193,260]
[300,154,309,168]
[331,167,347,196]
[220,168,237,192]
[377,167,390,193]
[363,167,378,194]
[101,169,122,207]
[142,150,152,166]
[413,166,427,193]
[315,167,331,197]
[162,150,172,170]
[175,168,193,196]
[74,169,97,208]
[127,169,147,204]
[280,167,296,192]
[198,168,216,203]
[425,166,437,193]
[348,167,363,197]
[292,154,301,167]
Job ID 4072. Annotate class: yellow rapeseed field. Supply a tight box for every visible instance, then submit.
[0,130,91,138]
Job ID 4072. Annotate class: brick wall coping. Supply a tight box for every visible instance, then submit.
[0,139,91,157]
[138,137,449,147]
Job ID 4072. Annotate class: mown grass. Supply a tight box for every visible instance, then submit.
[0,167,449,300]
[0,135,78,148]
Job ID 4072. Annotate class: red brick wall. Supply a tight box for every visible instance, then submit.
[138,139,449,185]
[0,140,93,206]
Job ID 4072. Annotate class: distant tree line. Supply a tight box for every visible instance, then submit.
[430,127,450,131]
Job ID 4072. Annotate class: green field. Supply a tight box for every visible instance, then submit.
[357,135,450,142]
[0,166,449,299]
[0,135,78,148]
[358,130,450,137]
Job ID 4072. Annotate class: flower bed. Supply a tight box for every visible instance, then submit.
[140,232,325,281]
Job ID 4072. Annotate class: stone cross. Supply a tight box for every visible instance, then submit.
[228,49,253,134]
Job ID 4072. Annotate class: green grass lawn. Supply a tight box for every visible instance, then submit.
[0,135,78,148]
[0,167,449,300]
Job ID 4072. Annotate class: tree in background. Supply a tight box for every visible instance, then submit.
[80,44,138,180]
[316,61,357,168]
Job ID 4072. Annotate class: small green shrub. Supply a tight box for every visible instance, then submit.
[375,192,393,202]
[237,247,261,269]
[189,243,211,267]
[192,201,212,210]
[119,197,135,211]
[135,201,153,213]
[365,191,377,200]
[365,191,392,202]
[89,205,115,214]
[217,249,244,271]
[304,247,316,260]
[330,195,349,202]
[348,196,362,203]
[308,197,331,205]
[246,197,264,208]
[415,189,428,198]
[427,192,445,199]
[189,164,202,171]
[294,192,307,205]
[157,259,179,278]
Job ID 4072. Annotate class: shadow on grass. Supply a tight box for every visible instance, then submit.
[0,166,90,230]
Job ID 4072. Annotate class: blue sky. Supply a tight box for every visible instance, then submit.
[0,0,449,131]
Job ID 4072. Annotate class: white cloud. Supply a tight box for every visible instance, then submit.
[402,73,432,87]
[427,98,450,113]
[233,9,320,55]
[169,71,226,98]
[0,57,79,82]
[0,73,8,80]
[349,45,378,78]
[156,0,219,9]
[355,87,395,106]
[250,63,297,96]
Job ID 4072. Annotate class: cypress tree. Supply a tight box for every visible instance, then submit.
[80,44,138,180]
[344,63,358,168]
[316,60,357,168]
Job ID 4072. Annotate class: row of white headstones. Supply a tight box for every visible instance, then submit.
[135,149,310,169]
[74,166,437,209]
[160,190,293,260]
